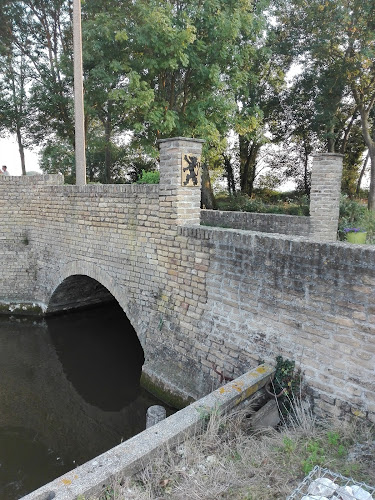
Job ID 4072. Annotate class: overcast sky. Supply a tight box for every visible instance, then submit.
[0,136,40,175]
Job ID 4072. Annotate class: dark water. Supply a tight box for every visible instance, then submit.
[0,302,168,499]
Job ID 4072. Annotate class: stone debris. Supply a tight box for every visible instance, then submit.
[250,399,280,430]
[351,485,374,500]
[300,478,374,500]
[308,477,338,497]
[301,496,329,500]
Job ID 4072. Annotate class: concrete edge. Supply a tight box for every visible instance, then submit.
[21,364,274,500]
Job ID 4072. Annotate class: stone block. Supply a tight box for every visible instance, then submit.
[250,399,280,430]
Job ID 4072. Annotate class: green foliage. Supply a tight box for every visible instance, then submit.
[277,0,375,206]
[302,439,326,474]
[215,191,309,216]
[281,436,297,454]
[2,0,373,194]
[301,431,349,475]
[359,210,375,244]
[99,487,115,500]
[136,169,160,184]
[39,141,75,184]
[196,404,220,423]
[273,355,300,400]
[338,196,375,243]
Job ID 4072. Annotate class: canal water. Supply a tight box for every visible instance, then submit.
[0,302,168,499]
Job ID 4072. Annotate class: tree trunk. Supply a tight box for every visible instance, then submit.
[222,154,236,195]
[356,153,369,196]
[16,126,26,175]
[327,123,336,153]
[353,90,375,210]
[239,135,259,196]
[201,162,217,209]
[369,146,375,210]
[303,147,310,195]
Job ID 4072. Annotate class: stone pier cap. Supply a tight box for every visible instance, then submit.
[21,364,274,500]
[156,136,205,146]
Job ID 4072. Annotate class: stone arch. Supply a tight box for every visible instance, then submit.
[45,260,139,341]
[47,260,120,307]
[42,261,147,412]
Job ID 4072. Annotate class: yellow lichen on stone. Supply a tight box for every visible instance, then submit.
[62,479,72,486]
[231,382,244,393]
[235,383,260,405]
[352,408,366,418]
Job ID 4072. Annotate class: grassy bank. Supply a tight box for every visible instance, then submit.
[91,402,374,500]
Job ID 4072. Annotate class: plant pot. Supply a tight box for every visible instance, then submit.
[346,231,367,244]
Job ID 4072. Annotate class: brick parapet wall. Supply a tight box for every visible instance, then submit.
[201,209,311,236]
[179,225,375,421]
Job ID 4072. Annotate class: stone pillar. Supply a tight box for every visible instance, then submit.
[146,405,166,428]
[158,137,204,226]
[310,153,343,242]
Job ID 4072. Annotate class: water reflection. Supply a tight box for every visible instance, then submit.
[0,302,166,499]
[47,302,145,411]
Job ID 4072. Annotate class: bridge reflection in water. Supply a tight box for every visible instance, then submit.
[0,302,168,499]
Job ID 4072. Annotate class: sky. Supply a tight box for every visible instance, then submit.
[0,136,41,175]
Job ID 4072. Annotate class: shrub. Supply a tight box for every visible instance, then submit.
[338,195,375,243]
[136,169,160,184]
[215,192,309,216]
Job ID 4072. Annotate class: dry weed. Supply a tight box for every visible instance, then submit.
[94,400,374,500]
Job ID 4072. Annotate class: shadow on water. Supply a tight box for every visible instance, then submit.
[47,301,145,411]
[0,301,171,499]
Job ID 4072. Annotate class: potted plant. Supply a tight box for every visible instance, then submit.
[338,196,375,244]
[343,226,367,244]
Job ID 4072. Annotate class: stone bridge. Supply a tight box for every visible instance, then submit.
[0,137,374,421]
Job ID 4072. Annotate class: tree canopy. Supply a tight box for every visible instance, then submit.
[0,0,373,206]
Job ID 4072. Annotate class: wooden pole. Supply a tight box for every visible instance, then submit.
[73,0,86,185]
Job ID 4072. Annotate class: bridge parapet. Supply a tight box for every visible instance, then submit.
[0,139,373,427]
[0,173,64,185]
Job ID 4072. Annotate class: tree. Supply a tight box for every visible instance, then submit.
[81,0,155,183]
[277,0,375,208]
[0,49,29,175]
[110,0,273,201]
[0,1,33,174]
[0,0,75,149]
[230,0,291,196]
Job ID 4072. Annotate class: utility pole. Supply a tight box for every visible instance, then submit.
[73,0,86,185]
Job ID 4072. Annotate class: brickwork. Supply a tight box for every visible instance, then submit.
[158,137,204,226]
[201,209,311,236]
[0,144,374,423]
[310,153,343,241]
[181,226,375,423]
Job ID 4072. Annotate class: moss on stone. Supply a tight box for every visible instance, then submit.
[0,302,45,316]
[141,371,194,410]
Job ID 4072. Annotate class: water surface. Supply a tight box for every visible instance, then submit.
[0,302,166,499]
